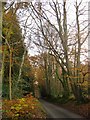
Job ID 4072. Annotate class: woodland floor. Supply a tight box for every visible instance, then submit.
[2,95,90,119]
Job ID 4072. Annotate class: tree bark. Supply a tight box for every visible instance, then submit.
[9,50,12,100]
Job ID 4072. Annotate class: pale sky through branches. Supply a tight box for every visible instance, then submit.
[15,0,89,63]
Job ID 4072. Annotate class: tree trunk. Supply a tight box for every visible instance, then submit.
[76,1,81,83]
[62,71,70,99]
[56,67,70,99]
[72,83,85,103]
[9,50,12,100]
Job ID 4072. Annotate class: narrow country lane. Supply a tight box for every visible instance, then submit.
[40,100,84,119]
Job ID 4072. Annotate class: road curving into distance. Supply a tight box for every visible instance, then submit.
[40,99,84,119]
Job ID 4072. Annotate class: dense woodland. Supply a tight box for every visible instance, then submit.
[1,0,90,119]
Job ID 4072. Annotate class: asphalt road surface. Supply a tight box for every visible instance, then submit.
[40,100,84,119]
